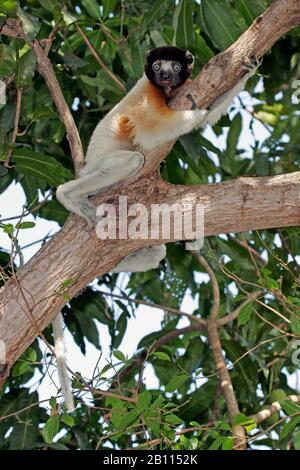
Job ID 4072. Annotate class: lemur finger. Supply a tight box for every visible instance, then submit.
[241,54,262,72]
[187,93,197,110]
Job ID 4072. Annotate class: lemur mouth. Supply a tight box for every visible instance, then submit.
[161,80,171,85]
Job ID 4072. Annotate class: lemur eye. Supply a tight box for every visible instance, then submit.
[152,62,161,72]
[172,62,182,72]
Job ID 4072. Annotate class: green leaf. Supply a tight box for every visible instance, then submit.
[226,113,242,159]
[280,400,300,416]
[238,302,253,326]
[235,0,266,26]
[222,340,257,392]
[0,223,14,236]
[255,153,269,176]
[209,435,226,450]
[137,391,152,411]
[151,351,171,362]
[27,348,37,362]
[143,0,170,31]
[29,107,58,122]
[17,50,37,87]
[12,360,30,376]
[62,413,75,427]
[198,134,221,156]
[0,44,16,79]
[222,436,233,450]
[165,374,189,392]
[232,413,256,426]
[118,410,140,431]
[0,0,18,16]
[17,7,41,40]
[20,175,39,208]
[49,397,57,411]
[294,429,300,450]
[165,414,184,425]
[281,415,300,439]
[200,0,245,50]
[113,311,128,349]
[99,363,113,376]
[42,415,59,444]
[62,9,78,26]
[9,391,39,450]
[40,200,68,225]
[102,0,117,18]
[81,0,101,20]
[11,148,72,186]
[264,276,279,290]
[255,111,278,126]
[113,350,126,362]
[173,0,194,49]
[16,221,36,229]
[291,315,300,335]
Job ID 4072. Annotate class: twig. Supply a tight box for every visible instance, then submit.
[0,193,51,222]
[3,88,22,168]
[98,289,206,326]
[217,290,264,326]
[251,394,300,424]
[191,252,220,320]
[227,234,267,266]
[112,324,205,387]
[76,24,125,92]
[41,24,61,57]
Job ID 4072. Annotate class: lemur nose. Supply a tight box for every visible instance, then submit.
[161,73,171,80]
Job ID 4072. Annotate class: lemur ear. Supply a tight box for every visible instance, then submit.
[185,51,194,64]
[144,50,151,61]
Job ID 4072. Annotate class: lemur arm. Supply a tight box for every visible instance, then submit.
[199,55,261,127]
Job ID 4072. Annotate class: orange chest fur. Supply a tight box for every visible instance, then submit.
[116,81,173,141]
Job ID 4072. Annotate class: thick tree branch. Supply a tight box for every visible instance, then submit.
[0,171,299,385]
[0,0,300,385]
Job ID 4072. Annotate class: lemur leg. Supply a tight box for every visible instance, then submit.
[112,245,167,273]
[56,150,144,226]
[205,55,261,126]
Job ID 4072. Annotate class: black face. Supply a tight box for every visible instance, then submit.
[144,46,194,90]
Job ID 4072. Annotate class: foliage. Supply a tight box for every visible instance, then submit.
[1,0,300,451]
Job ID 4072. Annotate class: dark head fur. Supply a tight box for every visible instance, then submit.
[144,46,194,91]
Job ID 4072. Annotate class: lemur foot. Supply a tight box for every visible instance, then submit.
[78,200,98,228]
[241,54,262,73]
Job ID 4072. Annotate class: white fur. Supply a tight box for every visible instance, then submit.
[52,313,75,412]
[57,56,260,271]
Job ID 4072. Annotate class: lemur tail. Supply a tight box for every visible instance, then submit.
[52,313,75,412]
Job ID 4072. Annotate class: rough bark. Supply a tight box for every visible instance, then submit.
[0,0,300,384]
